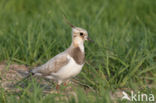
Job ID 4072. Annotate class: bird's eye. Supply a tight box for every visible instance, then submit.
[80,32,83,36]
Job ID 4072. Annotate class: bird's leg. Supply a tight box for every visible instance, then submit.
[63,82,67,86]
[56,81,62,90]
[56,84,60,90]
[63,80,70,86]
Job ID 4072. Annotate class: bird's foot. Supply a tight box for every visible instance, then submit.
[56,84,60,90]
[63,82,67,86]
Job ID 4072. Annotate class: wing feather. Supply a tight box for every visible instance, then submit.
[32,52,69,76]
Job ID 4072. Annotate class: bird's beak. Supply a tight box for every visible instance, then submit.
[87,37,94,42]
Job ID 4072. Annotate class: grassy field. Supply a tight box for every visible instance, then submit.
[0,0,156,102]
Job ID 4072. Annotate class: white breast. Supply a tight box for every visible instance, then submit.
[52,55,83,80]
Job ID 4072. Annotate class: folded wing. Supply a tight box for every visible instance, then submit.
[32,52,69,76]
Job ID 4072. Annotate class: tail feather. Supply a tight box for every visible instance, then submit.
[14,71,34,86]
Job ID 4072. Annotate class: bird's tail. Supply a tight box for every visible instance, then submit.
[14,70,34,86]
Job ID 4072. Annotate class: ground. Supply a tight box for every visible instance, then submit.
[0,0,156,103]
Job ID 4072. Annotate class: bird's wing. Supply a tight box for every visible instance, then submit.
[32,52,69,76]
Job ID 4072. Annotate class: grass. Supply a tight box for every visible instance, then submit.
[0,0,156,102]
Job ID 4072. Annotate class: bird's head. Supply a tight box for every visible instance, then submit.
[63,16,93,47]
[71,27,93,47]
[72,27,90,41]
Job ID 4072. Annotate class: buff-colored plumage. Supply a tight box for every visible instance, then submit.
[31,26,92,88]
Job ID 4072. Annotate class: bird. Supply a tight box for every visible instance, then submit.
[29,20,93,89]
